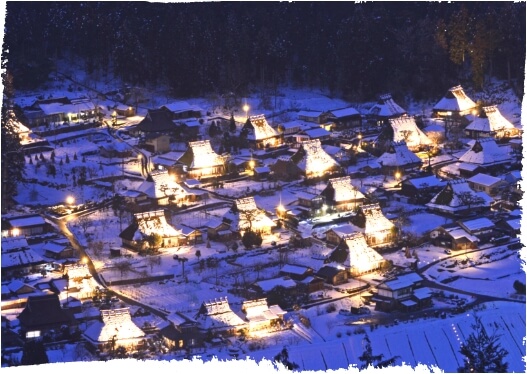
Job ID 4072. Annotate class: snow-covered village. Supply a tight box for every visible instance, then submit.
[1,2,526,373]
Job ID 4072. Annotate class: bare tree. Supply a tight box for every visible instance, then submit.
[77,215,91,236]
[114,260,132,279]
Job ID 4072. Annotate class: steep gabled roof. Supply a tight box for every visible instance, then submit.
[344,233,384,272]
[136,169,189,200]
[326,176,365,202]
[296,139,340,176]
[136,107,176,133]
[458,138,510,166]
[433,85,477,112]
[368,93,407,118]
[246,114,279,140]
[18,294,73,328]
[465,105,517,134]
[427,180,493,211]
[178,140,223,169]
[376,141,422,167]
[84,308,145,344]
[389,117,431,148]
[361,203,394,234]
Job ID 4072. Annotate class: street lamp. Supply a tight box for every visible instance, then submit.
[66,196,75,206]
[243,104,250,119]
[111,111,117,126]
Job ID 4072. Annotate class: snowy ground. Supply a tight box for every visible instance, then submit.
[4,66,525,373]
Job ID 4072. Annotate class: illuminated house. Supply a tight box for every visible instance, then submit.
[426,180,493,217]
[134,169,196,207]
[178,140,225,180]
[464,105,520,139]
[368,93,407,125]
[329,233,385,277]
[194,297,247,335]
[242,114,282,149]
[22,97,98,128]
[133,107,177,136]
[320,176,366,212]
[388,117,431,151]
[376,141,422,174]
[293,139,341,179]
[352,203,396,248]
[119,210,185,250]
[432,85,477,119]
[241,298,286,332]
[83,308,145,353]
[235,197,276,235]
[1,237,47,280]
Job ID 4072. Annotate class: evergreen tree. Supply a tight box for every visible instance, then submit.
[1,105,26,210]
[458,316,509,373]
[359,334,399,370]
[21,339,49,366]
[274,347,299,371]
[229,113,236,132]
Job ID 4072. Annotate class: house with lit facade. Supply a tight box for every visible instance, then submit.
[242,114,282,149]
[240,298,287,332]
[234,197,276,235]
[432,85,477,120]
[178,140,225,180]
[292,139,341,179]
[350,203,396,249]
[328,233,386,277]
[464,105,521,139]
[319,176,366,213]
[83,308,145,353]
[376,141,422,176]
[119,210,190,250]
[387,117,431,151]
[194,297,247,336]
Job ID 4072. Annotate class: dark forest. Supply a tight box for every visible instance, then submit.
[2,2,525,101]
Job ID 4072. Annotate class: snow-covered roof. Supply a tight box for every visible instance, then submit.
[136,169,189,200]
[327,107,360,118]
[134,210,181,238]
[327,176,365,202]
[298,110,323,118]
[39,99,95,116]
[254,277,297,292]
[1,237,30,252]
[467,173,504,187]
[66,264,91,280]
[84,308,145,344]
[458,139,511,166]
[247,114,279,140]
[361,204,394,234]
[427,180,493,210]
[325,223,360,237]
[185,140,224,169]
[389,117,431,148]
[445,226,479,242]
[368,94,406,118]
[297,139,340,176]
[235,197,276,232]
[42,241,69,254]
[433,85,477,112]
[465,105,517,133]
[6,215,46,228]
[505,218,521,231]
[344,233,384,273]
[459,217,495,232]
[376,141,422,167]
[1,248,45,268]
[303,127,330,139]
[404,175,447,189]
[196,297,246,330]
[161,101,203,114]
[242,298,282,323]
[280,264,311,275]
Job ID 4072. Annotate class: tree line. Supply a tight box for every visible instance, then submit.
[2,2,525,101]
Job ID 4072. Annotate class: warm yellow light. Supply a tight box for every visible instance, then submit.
[66,196,75,205]
[12,228,20,237]
[395,172,401,180]
[82,257,88,264]
[243,104,250,113]
[358,134,362,140]
[249,160,255,169]
[137,154,142,160]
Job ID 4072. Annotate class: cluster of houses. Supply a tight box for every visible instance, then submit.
[2,84,523,359]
